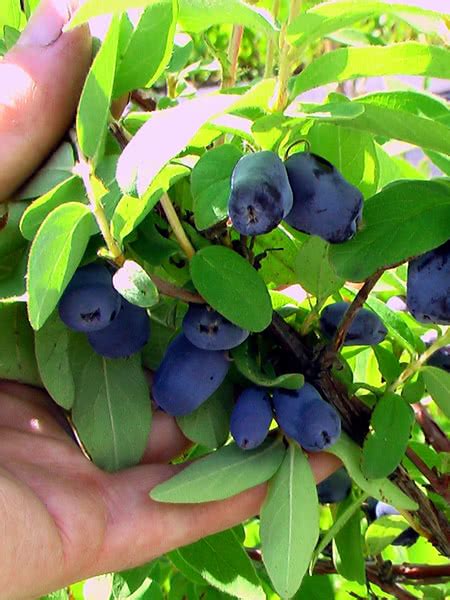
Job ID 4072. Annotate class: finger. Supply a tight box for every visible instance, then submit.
[0,381,74,441]
[141,410,191,464]
[92,451,342,575]
[0,0,91,202]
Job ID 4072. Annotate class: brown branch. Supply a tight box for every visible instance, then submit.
[406,447,450,503]
[324,269,384,364]
[413,403,450,453]
[131,90,157,112]
[269,314,450,557]
[151,274,204,304]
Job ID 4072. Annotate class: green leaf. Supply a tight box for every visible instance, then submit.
[168,550,207,585]
[329,179,450,281]
[17,143,75,200]
[27,203,94,330]
[306,122,378,198]
[20,176,86,241]
[295,236,344,302]
[328,433,418,510]
[72,347,152,471]
[76,15,121,163]
[0,0,21,31]
[190,246,272,333]
[335,100,450,155]
[365,515,409,556]
[0,303,41,386]
[112,163,189,242]
[373,345,402,384]
[291,43,450,97]
[178,0,275,34]
[112,260,159,308]
[176,530,264,600]
[0,246,28,303]
[176,380,233,449]
[261,444,319,599]
[191,144,242,231]
[287,1,446,48]
[253,226,301,286]
[116,94,240,197]
[362,393,414,479]
[0,202,28,259]
[67,0,158,29]
[150,436,286,503]
[35,312,79,409]
[333,503,365,584]
[422,367,450,418]
[231,340,304,390]
[294,575,335,600]
[113,0,178,98]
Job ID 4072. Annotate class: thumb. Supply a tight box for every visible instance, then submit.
[0,0,91,202]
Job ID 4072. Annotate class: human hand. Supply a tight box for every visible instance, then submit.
[0,2,341,598]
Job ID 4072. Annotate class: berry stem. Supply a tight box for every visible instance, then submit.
[264,0,281,79]
[159,193,196,260]
[388,328,450,393]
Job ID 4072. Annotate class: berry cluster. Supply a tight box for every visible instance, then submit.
[228,150,363,244]
[58,263,150,358]
[151,303,341,452]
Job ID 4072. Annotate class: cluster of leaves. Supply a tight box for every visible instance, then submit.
[1,0,450,599]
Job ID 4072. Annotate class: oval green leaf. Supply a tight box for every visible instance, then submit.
[190,246,272,332]
[329,179,450,281]
[261,444,319,599]
[422,367,450,418]
[112,260,159,308]
[191,144,242,231]
[27,202,94,330]
[150,436,286,504]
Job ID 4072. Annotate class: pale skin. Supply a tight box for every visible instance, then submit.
[0,2,341,598]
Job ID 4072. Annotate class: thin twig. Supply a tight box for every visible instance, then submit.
[151,274,204,304]
[131,90,157,112]
[224,25,244,88]
[264,0,281,79]
[406,447,450,503]
[159,193,196,260]
[389,329,450,392]
[413,403,450,453]
[70,130,125,266]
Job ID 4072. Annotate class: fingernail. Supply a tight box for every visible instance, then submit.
[17,0,71,47]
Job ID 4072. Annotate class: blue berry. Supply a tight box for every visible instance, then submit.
[182,304,249,351]
[230,387,273,450]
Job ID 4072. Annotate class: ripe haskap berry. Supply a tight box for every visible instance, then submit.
[320,302,387,346]
[284,152,363,243]
[182,303,249,351]
[406,240,450,325]
[87,300,149,358]
[273,383,341,452]
[374,501,419,547]
[59,263,121,332]
[152,334,230,416]
[230,387,273,450]
[317,467,352,504]
[228,151,293,236]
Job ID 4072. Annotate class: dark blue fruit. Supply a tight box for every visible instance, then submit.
[427,345,450,372]
[230,387,273,450]
[317,467,352,504]
[87,300,149,358]
[228,151,293,236]
[320,302,387,346]
[284,152,363,243]
[182,303,249,351]
[59,263,121,332]
[273,383,341,452]
[407,240,450,325]
[374,501,419,547]
[152,334,230,416]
